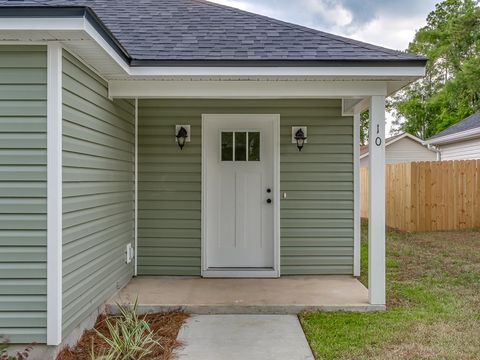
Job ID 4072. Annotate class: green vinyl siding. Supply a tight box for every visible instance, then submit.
[138,99,353,275]
[62,50,135,338]
[0,46,47,343]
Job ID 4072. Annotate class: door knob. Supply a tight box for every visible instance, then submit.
[266,188,271,193]
[266,199,272,204]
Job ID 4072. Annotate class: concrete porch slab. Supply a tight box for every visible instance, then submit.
[106,276,385,314]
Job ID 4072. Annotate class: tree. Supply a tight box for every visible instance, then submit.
[390,0,480,139]
[360,111,369,146]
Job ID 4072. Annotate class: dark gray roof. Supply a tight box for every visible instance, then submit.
[429,111,480,140]
[0,0,427,66]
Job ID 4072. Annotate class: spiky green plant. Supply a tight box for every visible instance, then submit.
[91,299,160,360]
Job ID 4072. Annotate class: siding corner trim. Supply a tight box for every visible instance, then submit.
[47,42,63,346]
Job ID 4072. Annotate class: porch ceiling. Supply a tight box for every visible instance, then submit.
[106,276,385,314]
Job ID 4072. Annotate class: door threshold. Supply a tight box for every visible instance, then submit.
[202,268,279,278]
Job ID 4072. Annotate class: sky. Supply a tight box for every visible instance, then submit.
[209,0,440,51]
[208,0,441,134]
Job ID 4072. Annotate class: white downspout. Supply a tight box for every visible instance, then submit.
[427,144,441,161]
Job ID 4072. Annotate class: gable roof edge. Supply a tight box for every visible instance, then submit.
[425,127,480,145]
[360,132,431,159]
[0,5,130,63]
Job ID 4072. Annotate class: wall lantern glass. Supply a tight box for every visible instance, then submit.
[292,126,307,152]
[175,125,191,150]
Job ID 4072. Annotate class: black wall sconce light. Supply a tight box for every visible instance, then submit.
[292,126,307,151]
[175,125,191,150]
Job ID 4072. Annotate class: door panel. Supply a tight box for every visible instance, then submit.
[236,171,262,251]
[204,115,277,270]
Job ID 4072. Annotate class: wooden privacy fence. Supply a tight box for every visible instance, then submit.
[361,160,480,231]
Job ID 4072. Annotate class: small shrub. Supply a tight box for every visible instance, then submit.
[91,299,160,360]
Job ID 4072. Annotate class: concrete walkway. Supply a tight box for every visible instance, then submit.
[176,315,314,360]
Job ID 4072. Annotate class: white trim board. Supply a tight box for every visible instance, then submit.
[127,66,426,78]
[353,112,361,277]
[47,42,63,346]
[202,269,279,278]
[108,80,389,99]
[134,98,139,276]
[201,114,281,278]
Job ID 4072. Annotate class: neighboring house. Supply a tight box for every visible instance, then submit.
[425,111,480,160]
[0,0,426,348]
[360,132,437,167]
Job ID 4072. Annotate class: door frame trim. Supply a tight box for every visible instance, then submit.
[201,114,281,278]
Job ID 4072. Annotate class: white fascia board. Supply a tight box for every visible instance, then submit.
[128,66,426,78]
[0,17,425,80]
[108,80,388,98]
[0,17,85,31]
[425,127,480,145]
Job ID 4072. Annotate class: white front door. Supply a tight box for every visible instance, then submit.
[203,114,279,276]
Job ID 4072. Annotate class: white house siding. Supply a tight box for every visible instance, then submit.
[438,138,480,160]
[361,137,437,168]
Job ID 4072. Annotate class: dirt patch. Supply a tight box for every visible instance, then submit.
[56,311,189,360]
[361,320,480,360]
[388,230,480,284]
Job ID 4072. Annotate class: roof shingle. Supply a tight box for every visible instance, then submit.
[428,111,480,140]
[0,0,426,64]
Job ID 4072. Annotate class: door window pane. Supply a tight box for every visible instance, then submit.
[248,132,260,161]
[235,132,247,161]
[221,132,233,161]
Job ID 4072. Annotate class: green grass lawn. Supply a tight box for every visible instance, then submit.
[300,224,480,360]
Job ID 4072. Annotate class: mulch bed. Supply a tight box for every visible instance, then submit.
[57,311,189,360]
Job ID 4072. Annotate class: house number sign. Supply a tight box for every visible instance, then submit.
[375,124,382,146]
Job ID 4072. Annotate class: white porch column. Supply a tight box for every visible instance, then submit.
[368,96,386,305]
